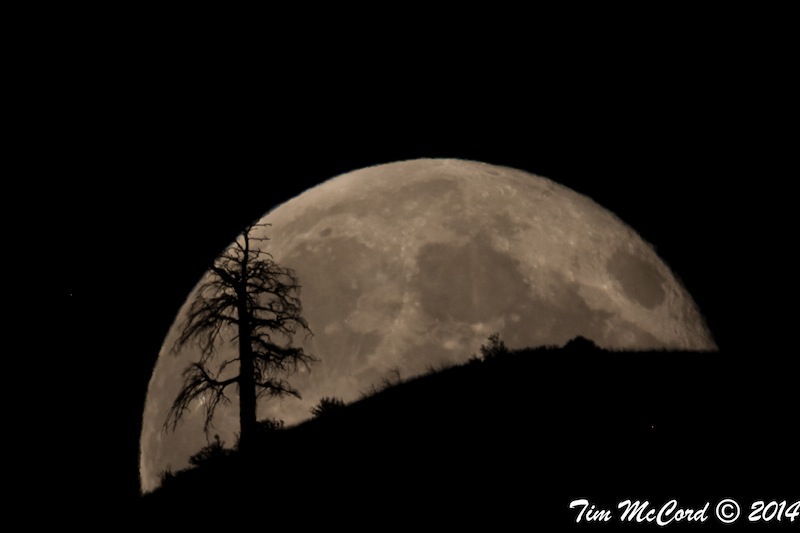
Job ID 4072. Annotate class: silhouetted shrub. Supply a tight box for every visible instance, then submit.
[361,368,405,398]
[563,335,600,352]
[311,396,346,418]
[159,467,177,487]
[426,360,457,374]
[479,333,509,360]
[242,418,286,449]
[381,367,402,389]
[256,418,285,433]
[189,434,231,466]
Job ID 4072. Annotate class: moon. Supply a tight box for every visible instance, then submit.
[140,158,715,491]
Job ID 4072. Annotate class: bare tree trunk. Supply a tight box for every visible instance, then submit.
[237,239,257,457]
[238,323,256,456]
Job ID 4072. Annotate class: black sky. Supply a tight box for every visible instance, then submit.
[40,19,796,515]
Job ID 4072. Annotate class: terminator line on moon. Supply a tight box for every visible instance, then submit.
[140,158,716,491]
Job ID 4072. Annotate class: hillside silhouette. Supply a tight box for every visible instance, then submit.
[141,338,796,528]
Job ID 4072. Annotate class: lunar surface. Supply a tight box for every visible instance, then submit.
[140,158,716,491]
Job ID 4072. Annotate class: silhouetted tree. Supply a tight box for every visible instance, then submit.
[164,221,315,456]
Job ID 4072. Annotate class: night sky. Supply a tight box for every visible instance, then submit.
[40,22,795,518]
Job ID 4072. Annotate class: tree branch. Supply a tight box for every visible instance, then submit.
[255,378,301,400]
[163,362,238,435]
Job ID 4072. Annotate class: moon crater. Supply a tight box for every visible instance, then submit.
[607,249,667,309]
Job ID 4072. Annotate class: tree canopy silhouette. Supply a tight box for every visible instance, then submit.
[164,221,315,455]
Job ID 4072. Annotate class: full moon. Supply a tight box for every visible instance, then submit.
[140,158,715,491]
